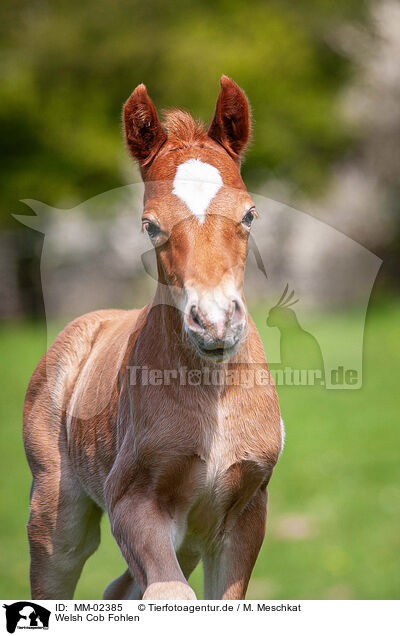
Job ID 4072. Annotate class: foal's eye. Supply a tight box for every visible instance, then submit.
[143,220,161,240]
[241,208,256,230]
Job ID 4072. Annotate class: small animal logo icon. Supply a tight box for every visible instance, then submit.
[267,284,324,374]
[3,602,50,634]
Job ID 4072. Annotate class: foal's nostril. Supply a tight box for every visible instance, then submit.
[187,305,204,333]
[230,298,245,328]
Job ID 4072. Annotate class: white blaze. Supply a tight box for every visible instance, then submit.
[172,158,223,222]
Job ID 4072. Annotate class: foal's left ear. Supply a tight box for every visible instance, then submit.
[123,84,167,166]
[208,75,251,163]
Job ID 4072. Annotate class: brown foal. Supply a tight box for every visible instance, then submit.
[23,76,283,600]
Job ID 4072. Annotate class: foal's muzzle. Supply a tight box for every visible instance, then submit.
[184,295,246,360]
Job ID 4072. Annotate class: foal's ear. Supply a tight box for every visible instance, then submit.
[208,75,251,162]
[123,84,167,166]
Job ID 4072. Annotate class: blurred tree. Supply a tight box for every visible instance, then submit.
[1,0,376,316]
[0,0,366,227]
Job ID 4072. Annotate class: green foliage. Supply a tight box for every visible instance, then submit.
[0,0,364,226]
[0,298,399,599]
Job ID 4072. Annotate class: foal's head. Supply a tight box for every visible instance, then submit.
[123,76,256,361]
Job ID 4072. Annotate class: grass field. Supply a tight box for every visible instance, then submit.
[1,297,399,599]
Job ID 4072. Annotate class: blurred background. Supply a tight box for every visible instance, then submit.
[0,0,399,599]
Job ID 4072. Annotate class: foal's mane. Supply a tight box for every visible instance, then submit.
[162,109,208,146]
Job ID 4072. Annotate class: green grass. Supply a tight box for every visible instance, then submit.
[1,298,399,599]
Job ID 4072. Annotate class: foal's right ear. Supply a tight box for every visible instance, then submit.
[123,84,167,166]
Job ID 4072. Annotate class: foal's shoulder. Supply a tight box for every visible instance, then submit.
[26,308,145,406]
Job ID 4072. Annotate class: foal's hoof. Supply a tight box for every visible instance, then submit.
[143,581,197,600]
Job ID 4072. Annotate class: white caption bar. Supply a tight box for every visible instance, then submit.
[1,600,398,636]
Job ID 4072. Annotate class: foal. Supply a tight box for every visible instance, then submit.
[23,76,283,600]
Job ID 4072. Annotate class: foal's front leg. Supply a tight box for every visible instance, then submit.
[203,488,267,600]
[105,478,196,600]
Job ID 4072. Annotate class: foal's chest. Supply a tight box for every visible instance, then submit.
[135,378,280,544]
[199,389,277,480]
[174,398,276,542]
